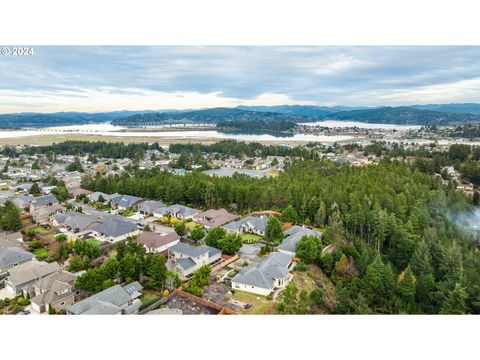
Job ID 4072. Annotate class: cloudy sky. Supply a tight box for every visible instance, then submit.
[1,46,480,113]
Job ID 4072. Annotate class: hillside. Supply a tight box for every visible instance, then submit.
[0,110,161,128]
[236,105,366,119]
[326,106,480,125]
[111,107,313,127]
[412,103,480,115]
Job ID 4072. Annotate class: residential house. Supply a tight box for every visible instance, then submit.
[29,194,59,212]
[153,204,199,220]
[168,243,222,279]
[138,200,166,216]
[87,191,118,203]
[68,188,92,199]
[277,226,323,256]
[31,204,65,224]
[0,231,23,248]
[89,219,141,243]
[52,212,102,238]
[11,194,34,211]
[137,232,180,253]
[0,247,34,276]
[231,252,293,296]
[66,281,143,315]
[194,208,239,229]
[23,270,79,313]
[110,194,145,211]
[223,215,269,236]
[4,261,61,295]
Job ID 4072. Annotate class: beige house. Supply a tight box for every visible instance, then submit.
[23,270,80,313]
[168,243,222,279]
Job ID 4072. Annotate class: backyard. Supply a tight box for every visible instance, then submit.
[241,233,262,244]
[228,290,274,315]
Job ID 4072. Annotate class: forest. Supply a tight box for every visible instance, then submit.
[20,140,163,160]
[169,139,315,158]
[216,119,296,132]
[82,155,480,314]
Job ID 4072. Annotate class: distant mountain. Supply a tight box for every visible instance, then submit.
[411,103,480,116]
[112,107,313,127]
[236,105,368,119]
[0,110,163,128]
[326,106,480,125]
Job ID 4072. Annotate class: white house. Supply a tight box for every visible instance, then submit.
[231,252,293,296]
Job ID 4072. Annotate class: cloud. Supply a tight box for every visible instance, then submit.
[1,46,480,112]
[0,87,310,113]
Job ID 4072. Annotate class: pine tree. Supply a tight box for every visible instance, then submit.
[440,283,468,314]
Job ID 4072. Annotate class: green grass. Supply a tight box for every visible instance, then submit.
[29,226,49,235]
[33,248,48,258]
[241,233,262,243]
[120,209,137,217]
[87,238,102,246]
[230,290,273,315]
[185,221,200,230]
[139,291,162,311]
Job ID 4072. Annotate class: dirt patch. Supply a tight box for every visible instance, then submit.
[163,294,219,315]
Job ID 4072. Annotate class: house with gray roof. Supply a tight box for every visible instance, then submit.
[194,208,239,229]
[278,226,323,256]
[110,194,145,210]
[23,270,79,313]
[0,247,34,275]
[4,261,61,295]
[223,215,269,236]
[231,252,293,296]
[90,219,141,243]
[29,194,59,212]
[0,231,23,249]
[87,191,118,203]
[66,281,143,315]
[11,194,34,211]
[168,243,222,279]
[52,212,102,239]
[153,204,199,220]
[31,204,66,224]
[138,200,166,216]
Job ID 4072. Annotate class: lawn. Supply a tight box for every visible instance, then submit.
[140,290,162,311]
[241,233,262,244]
[229,290,273,315]
[33,248,48,258]
[185,221,201,230]
[87,238,102,246]
[29,226,49,235]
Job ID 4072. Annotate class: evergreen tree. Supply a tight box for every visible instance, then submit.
[440,283,468,314]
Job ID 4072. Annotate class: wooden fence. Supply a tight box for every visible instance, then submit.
[211,254,239,273]
[176,289,237,315]
[139,290,177,314]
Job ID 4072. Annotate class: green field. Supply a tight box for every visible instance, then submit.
[87,238,102,246]
[241,233,262,243]
[33,248,48,258]
[229,290,273,315]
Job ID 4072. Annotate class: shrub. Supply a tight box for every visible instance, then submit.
[294,262,309,272]
[266,294,273,300]
[17,297,31,306]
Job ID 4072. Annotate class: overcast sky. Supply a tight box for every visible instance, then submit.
[1,46,480,113]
